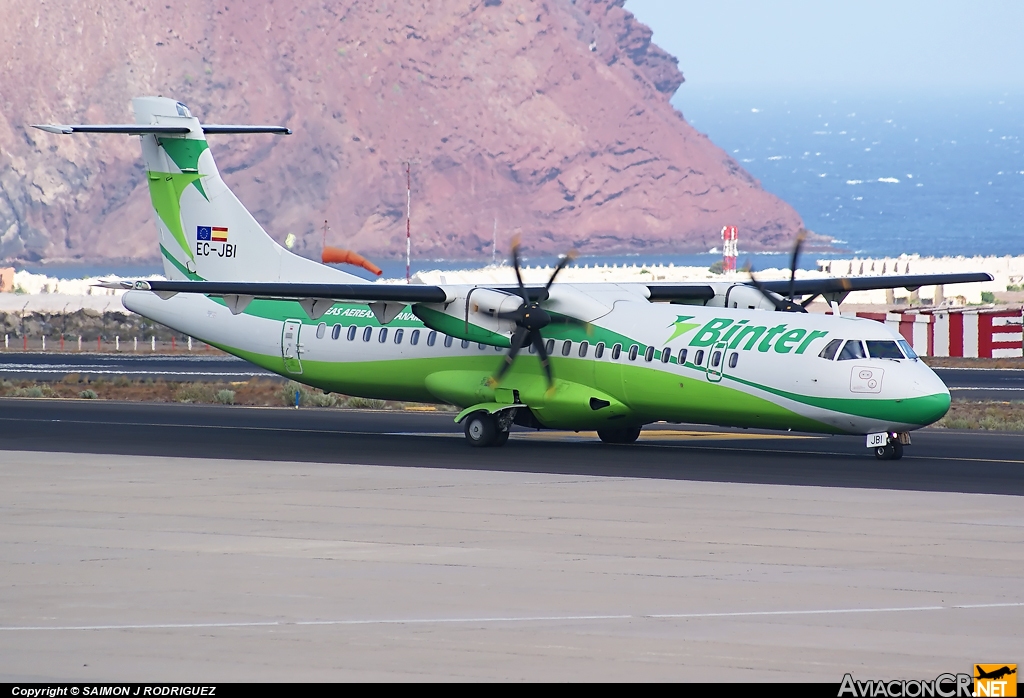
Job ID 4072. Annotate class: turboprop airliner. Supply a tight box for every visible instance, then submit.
[35,97,993,459]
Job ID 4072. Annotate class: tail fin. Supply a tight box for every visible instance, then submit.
[131,97,363,283]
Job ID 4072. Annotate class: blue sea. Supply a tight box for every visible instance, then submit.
[676,88,1024,260]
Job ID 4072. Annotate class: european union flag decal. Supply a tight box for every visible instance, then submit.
[197,226,212,241]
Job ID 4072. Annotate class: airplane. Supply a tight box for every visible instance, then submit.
[975,666,1016,681]
[34,97,995,459]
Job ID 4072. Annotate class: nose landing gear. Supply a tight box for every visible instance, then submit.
[869,431,910,460]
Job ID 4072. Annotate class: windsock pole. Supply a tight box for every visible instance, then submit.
[405,162,412,283]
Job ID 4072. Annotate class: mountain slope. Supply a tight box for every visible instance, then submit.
[0,0,808,264]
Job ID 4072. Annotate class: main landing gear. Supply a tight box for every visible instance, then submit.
[463,411,512,448]
[597,427,642,444]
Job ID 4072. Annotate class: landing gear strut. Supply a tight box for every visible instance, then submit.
[872,432,909,460]
[463,410,513,447]
[597,426,642,444]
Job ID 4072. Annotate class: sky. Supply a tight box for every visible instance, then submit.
[625,0,1024,93]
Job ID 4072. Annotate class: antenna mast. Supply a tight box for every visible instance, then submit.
[492,216,497,266]
[322,219,329,249]
[405,162,412,283]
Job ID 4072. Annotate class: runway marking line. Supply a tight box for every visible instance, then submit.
[2,601,1021,632]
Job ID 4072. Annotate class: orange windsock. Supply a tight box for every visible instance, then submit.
[321,246,383,276]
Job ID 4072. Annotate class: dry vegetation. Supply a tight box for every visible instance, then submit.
[937,400,1024,431]
[0,376,453,412]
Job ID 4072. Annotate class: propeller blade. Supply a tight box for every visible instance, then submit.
[492,326,530,384]
[743,263,787,312]
[544,249,577,293]
[531,332,554,388]
[787,230,807,301]
[510,235,526,300]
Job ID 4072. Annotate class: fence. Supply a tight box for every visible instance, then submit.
[855,308,1023,358]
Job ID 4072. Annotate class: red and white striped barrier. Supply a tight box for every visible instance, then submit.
[854,309,1023,358]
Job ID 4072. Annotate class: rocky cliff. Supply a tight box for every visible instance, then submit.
[0,0,809,265]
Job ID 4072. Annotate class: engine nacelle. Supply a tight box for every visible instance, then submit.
[412,288,522,347]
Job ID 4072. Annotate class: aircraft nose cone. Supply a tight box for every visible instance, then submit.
[913,366,951,425]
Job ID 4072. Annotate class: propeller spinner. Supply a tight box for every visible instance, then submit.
[490,239,580,388]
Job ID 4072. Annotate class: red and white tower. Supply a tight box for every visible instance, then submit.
[721,225,738,273]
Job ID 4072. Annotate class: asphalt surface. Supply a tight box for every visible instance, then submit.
[2,398,1022,496]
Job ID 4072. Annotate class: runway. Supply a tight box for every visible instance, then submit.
[0,352,276,381]
[2,353,1023,398]
[1,400,1022,680]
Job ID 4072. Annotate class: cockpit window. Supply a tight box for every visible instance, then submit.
[898,339,919,360]
[836,340,866,361]
[818,338,842,360]
[866,340,904,359]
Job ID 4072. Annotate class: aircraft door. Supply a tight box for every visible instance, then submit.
[705,341,727,383]
[282,319,303,374]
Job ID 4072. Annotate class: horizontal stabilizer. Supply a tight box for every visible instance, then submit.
[33,124,291,136]
[33,124,191,135]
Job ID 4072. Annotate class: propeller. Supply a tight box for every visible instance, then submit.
[490,238,581,388]
[745,230,809,313]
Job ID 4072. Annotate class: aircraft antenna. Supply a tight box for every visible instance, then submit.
[492,216,497,266]
[405,162,412,283]
[322,219,329,249]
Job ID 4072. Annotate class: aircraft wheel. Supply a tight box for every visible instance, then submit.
[598,427,642,444]
[891,442,904,460]
[874,444,895,460]
[494,429,510,446]
[465,412,498,447]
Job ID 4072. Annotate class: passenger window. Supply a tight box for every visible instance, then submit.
[347,326,357,341]
[677,348,688,365]
[728,352,738,369]
[410,329,420,345]
[332,324,342,340]
[611,343,621,360]
[837,340,866,360]
[579,341,589,357]
[443,334,453,348]
[628,344,638,361]
[644,346,655,362]
[818,338,842,360]
[362,326,373,342]
[316,322,326,339]
[478,342,487,350]
[595,342,605,359]
[427,330,436,346]
[661,347,671,364]
[461,339,470,349]
[898,339,918,359]
[694,349,705,366]
[866,340,904,359]
[562,340,572,356]
[379,328,388,343]
[529,342,536,354]
[711,350,721,367]
[395,329,404,344]
[545,339,554,355]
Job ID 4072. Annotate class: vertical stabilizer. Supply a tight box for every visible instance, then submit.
[131,97,363,284]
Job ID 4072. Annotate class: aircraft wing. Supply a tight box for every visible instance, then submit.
[107,279,451,303]
[756,272,994,296]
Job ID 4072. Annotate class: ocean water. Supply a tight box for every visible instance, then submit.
[675,89,1024,259]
